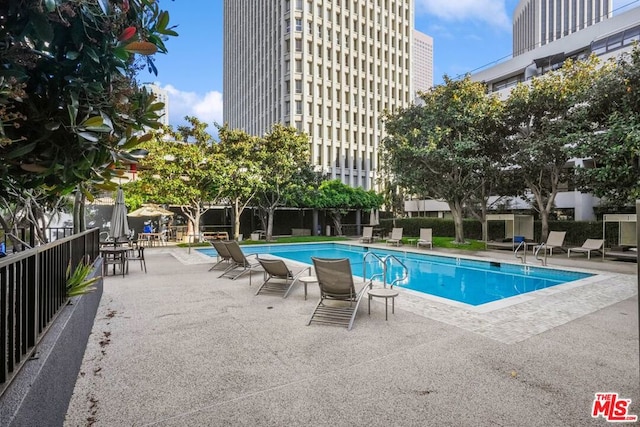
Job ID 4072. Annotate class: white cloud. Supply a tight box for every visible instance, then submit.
[415,0,511,31]
[159,84,224,129]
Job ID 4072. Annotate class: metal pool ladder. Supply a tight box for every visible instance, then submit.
[363,252,409,288]
[514,241,527,264]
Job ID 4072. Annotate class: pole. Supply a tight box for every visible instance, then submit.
[636,200,639,380]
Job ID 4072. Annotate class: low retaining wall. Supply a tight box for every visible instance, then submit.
[0,260,103,426]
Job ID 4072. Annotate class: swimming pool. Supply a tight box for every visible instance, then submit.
[198,243,592,306]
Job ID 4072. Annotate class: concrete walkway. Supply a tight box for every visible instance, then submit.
[64,244,639,426]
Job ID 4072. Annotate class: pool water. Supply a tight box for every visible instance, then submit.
[199,243,592,306]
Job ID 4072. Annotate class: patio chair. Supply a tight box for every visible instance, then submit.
[533,231,566,255]
[386,228,403,246]
[220,240,261,283]
[417,228,433,249]
[567,239,605,260]
[126,247,147,273]
[208,239,233,271]
[360,226,374,243]
[255,258,311,298]
[308,257,371,331]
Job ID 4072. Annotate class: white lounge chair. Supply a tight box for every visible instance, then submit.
[387,228,403,246]
[534,231,566,255]
[255,258,311,298]
[220,241,261,283]
[308,257,371,330]
[360,226,374,243]
[417,228,433,249]
[567,239,604,260]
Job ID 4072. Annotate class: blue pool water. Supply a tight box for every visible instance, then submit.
[199,243,592,306]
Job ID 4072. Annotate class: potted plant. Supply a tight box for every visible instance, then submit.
[66,257,101,297]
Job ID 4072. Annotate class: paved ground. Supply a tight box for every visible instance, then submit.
[64,243,639,427]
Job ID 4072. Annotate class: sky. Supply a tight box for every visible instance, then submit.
[148,0,639,131]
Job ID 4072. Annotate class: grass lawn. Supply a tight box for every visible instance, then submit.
[178,235,485,251]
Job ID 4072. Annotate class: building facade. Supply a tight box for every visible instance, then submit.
[145,84,170,127]
[513,0,613,56]
[412,30,434,96]
[406,6,640,221]
[223,0,415,190]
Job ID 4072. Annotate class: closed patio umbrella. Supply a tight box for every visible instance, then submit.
[369,209,379,226]
[109,187,130,240]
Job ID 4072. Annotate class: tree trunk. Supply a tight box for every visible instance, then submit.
[233,198,241,240]
[193,209,201,239]
[448,201,465,243]
[539,209,550,243]
[266,207,275,241]
[73,191,82,234]
[330,211,342,236]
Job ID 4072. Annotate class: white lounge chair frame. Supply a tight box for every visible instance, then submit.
[417,228,433,249]
[219,241,261,283]
[534,231,566,255]
[308,257,371,331]
[255,258,311,298]
[387,228,403,246]
[360,226,374,243]
[567,239,604,260]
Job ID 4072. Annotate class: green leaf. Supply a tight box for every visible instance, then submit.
[81,116,104,128]
[157,11,170,30]
[113,46,130,61]
[84,46,100,63]
[78,132,99,142]
[158,29,179,37]
[65,51,80,60]
[7,142,37,159]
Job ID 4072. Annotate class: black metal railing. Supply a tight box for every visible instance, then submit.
[0,228,99,396]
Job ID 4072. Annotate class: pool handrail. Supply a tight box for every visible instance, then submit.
[383,254,408,288]
[515,240,527,264]
[363,252,386,285]
[533,242,548,266]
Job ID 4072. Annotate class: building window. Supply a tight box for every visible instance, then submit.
[295,19,302,32]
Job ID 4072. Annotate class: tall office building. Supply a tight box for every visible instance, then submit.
[145,84,170,127]
[413,30,433,97]
[513,0,612,56]
[224,0,414,190]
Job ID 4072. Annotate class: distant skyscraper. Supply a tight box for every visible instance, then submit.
[223,0,414,190]
[145,84,170,127]
[513,0,613,56]
[413,30,433,97]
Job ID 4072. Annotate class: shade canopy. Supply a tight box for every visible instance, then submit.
[127,204,174,218]
[109,187,130,240]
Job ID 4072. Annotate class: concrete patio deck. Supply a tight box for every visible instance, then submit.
[64,244,639,426]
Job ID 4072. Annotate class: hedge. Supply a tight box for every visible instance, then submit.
[378,217,621,247]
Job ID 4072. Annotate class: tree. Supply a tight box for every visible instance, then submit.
[254,124,310,241]
[0,0,177,237]
[505,56,604,240]
[575,45,640,206]
[216,125,263,240]
[382,76,505,243]
[125,117,225,239]
[302,179,382,236]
